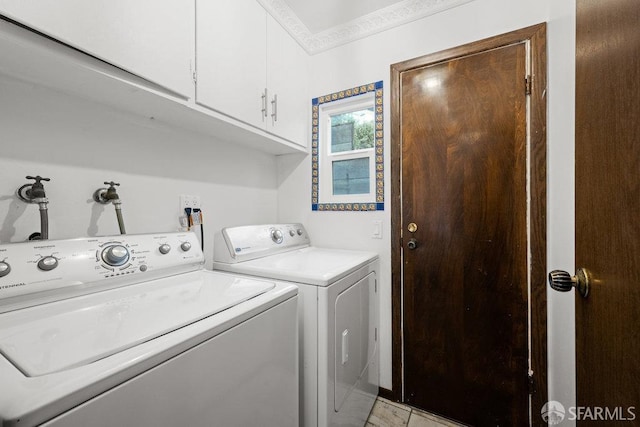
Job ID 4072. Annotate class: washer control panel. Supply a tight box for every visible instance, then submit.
[214,223,310,263]
[0,232,203,311]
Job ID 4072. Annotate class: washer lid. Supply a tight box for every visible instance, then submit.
[214,247,378,286]
[0,271,274,377]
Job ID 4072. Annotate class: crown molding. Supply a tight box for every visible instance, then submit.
[258,0,476,54]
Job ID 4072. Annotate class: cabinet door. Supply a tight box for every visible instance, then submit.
[196,0,267,130]
[266,14,309,147]
[0,0,194,98]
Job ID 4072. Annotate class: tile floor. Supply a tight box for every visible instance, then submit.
[366,397,466,427]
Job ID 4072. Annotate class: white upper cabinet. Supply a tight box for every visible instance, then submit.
[0,0,307,154]
[196,0,267,131]
[196,0,309,148]
[266,14,309,147]
[0,0,195,98]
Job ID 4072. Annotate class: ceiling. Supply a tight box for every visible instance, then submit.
[282,0,405,34]
[258,0,476,54]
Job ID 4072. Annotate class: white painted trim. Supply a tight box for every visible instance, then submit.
[258,0,477,54]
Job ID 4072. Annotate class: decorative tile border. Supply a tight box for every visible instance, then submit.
[258,0,477,54]
[312,81,384,212]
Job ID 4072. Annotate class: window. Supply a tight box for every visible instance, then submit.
[311,81,384,211]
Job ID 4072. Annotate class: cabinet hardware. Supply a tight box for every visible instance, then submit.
[271,94,278,124]
[261,88,268,120]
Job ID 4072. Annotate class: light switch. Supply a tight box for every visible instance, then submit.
[372,220,382,239]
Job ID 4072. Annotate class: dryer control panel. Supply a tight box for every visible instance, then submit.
[214,223,310,263]
[0,232,204,313]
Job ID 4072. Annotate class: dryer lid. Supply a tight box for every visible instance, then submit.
[0,271,274,377]
[214,247,378,286]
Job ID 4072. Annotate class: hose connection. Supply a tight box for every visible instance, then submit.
[93,181,126,235]
[16,175,51,240]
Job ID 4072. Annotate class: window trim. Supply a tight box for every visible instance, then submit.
[311,81,384,211]
[320,94,375,202]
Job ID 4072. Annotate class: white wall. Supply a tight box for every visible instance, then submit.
[0,78,279,268]
[278,0,577,417]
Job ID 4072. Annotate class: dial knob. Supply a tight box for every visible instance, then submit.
[297,229,303,236]
[102,245,130,266]
[271,229,284,244]
[159,244,171,254]
[37,256,58,271]
[289,230,295,237]
[0,261,11,277]
[180,242,191,252]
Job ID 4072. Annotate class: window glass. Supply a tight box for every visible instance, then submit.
[330,108,375,153]
[332,158,370,195]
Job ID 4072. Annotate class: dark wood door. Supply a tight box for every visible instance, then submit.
[391,26,547,426]
[574,0,640,423]
[394,34,545,425]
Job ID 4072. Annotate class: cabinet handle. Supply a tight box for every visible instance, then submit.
[261,88,268,120]
[271,94,278,124]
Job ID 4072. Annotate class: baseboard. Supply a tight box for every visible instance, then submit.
[378,387,396,402]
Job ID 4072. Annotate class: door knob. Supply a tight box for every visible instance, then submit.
[548,268,592,298]
[407,238,418,250]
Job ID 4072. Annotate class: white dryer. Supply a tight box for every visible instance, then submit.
[213,224,379,427]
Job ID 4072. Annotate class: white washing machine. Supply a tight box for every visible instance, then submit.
[213,224,379,427]
[0,232,298,427]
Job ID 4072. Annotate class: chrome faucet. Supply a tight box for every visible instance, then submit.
[16,175,51,240]
[93,181,126,234]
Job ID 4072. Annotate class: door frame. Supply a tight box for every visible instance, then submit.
[389,23,548,423]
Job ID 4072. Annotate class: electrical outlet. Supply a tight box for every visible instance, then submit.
[180,195,201,210]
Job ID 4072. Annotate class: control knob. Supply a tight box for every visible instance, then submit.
[180,242,191,252]
[271,228,284,244]
[37,256,59,271]
[102,245,130,266]
[0,261,11,277]
[159,244,171,254]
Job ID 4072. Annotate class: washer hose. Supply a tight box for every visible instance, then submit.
[114,202,126,235]
[38,202,49,240]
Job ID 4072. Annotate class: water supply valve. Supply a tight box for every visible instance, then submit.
[16,175,51,240]
[93,181,127,235]
[16,175,50,203]
[93,181,121,204]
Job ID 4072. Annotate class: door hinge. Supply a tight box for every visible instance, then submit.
[192,70,197,84]
[528,371,536,395]
[525,75,532,95]
[375,327,378,341]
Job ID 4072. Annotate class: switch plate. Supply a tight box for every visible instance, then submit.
[180,195,201,210]
[372,220,382,239]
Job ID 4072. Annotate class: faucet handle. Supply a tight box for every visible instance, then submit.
[26,175,51,184]
[104,181,120,188]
